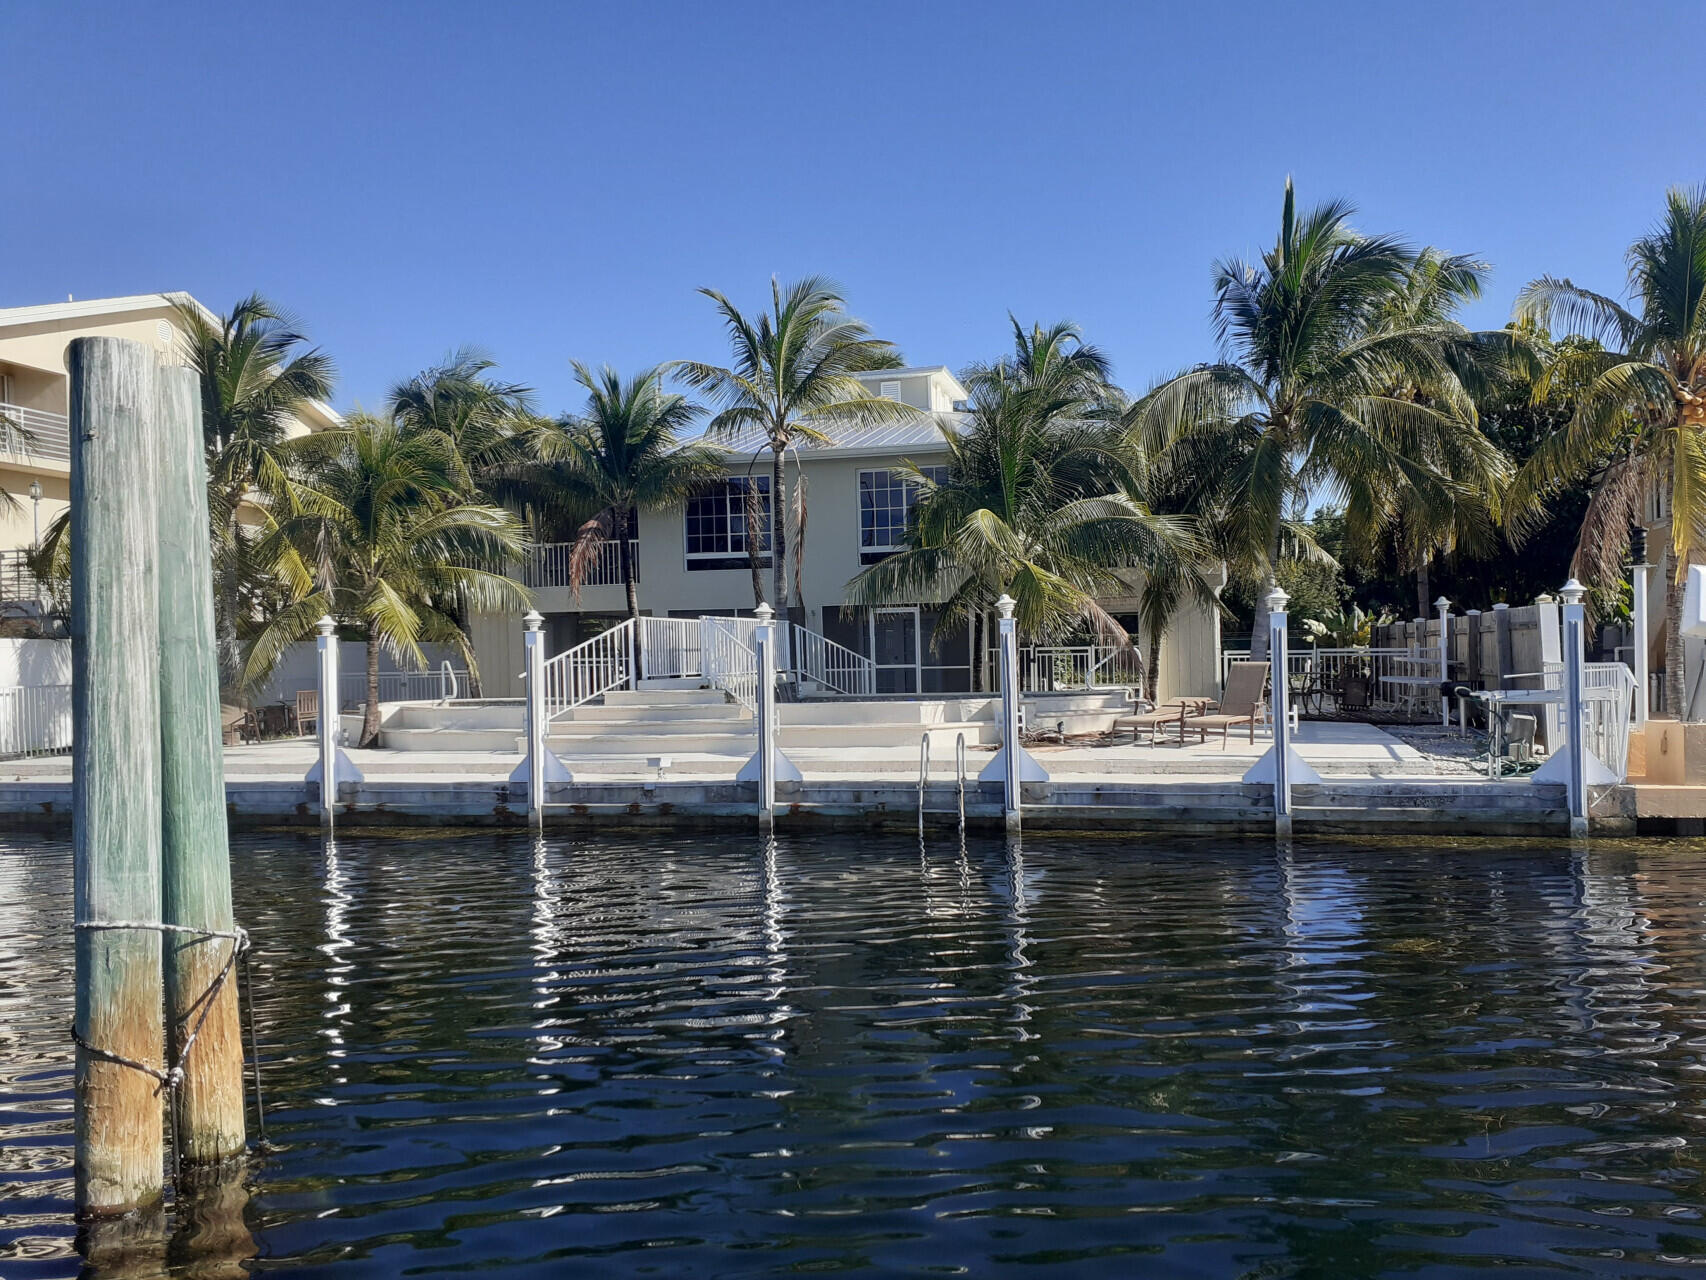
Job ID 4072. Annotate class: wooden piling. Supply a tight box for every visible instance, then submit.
[157,364,246,1163]
[70,337,165,1217]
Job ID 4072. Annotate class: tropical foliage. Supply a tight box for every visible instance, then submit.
[245,415,528,745]
[676,276,915,615]
[172,294,336,691]
[1132,181,1514,659]
[524,363,726,620]
[1509,184,1706,714]
[847,320,1215,688]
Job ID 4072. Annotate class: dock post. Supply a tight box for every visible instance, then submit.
[156,364,245,1163]
[1560,579,1590,836]
[69,337,165,1218]
[1270,589,1294,840]
[1435,596,1452,727]
[312,618,339,826]
[1632,557,1651,728]
[998,595,1022,831]
[524,610,545,828]
[754,603,777,830]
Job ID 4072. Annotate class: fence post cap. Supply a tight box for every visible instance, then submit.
[1434,596,1451,613]
[1492,601,1510,610]
[1559,579,1587,605]
[1264,586,1290,612]
[315,615,337,637]
[753,602,774,623]
[995,594,1016,619]
[522,609,544,631]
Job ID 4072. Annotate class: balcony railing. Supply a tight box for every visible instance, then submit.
[0,551,40,606]
[521,539,638,589]
[0,403,71,465]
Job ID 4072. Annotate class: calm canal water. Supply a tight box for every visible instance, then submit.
[4,831,1706,1277]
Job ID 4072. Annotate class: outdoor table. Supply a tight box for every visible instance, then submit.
[1471,688,1563,778]
[1380,674,1442,718]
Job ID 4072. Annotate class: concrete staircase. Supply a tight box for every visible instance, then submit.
[377,680,996,761]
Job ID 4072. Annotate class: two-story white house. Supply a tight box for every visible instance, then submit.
[469,366,1225,701]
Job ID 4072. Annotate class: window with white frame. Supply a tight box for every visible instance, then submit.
[685,476,771,570]
[859,466,948,563]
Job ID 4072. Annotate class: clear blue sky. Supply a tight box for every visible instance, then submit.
[5,1,1702,416]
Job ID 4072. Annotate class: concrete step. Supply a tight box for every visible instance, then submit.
[636,676,714,691]
[383,726,523,752]
[571,702,749,723]
[603,688,729,707]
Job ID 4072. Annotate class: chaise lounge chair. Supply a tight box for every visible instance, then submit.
[1115,697,1210,745]
[1178,661,1271,747]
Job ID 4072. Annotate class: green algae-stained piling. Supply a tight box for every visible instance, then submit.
[69,337,165,1217]
[157,364,246,1164]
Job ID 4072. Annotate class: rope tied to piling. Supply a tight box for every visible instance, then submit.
[69,918,270,1173]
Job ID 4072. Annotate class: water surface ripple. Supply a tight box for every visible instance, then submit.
[4,832,1706,1276]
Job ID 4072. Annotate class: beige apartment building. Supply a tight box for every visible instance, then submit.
[469,366,1226,702]
[0,292,341,610]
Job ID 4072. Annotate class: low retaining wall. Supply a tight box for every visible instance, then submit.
[0,777,1572,836]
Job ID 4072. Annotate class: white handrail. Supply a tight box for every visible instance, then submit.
[917,729,968,836]
[701,616,759,711]
[439,659,457,703]
[791,623,874,695]
[539,617,634,721]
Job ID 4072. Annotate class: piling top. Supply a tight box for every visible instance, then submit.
[995,594,1015,619]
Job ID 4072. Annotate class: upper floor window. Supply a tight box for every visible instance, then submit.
[1650,467,1672,525]
[859,466,948,563]
[685,476,771,571]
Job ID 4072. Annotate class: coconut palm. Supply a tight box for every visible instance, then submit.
[1509,184,1706,716]
[676,276,916,616]
[172,294,336,691]
[387,347,537,493]
[527,362,727,622]
[244,415,528,747]
[1131,181,1497,660]
[847,339,1214,684]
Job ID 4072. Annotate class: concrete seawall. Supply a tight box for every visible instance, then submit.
[0,777,1576,836]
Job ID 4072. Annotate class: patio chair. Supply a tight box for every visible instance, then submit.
[220,704,256,747]
[296,689,319,736]
[1178,661,1270,747]
[1114,697,1208,745]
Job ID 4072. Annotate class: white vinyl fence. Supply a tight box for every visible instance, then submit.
[0,684,72,758]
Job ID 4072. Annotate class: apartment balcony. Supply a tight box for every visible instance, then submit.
[520,539,638,590]
[0,403,71,467]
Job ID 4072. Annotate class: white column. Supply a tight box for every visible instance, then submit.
[316,615,338,827]
[1435,595,1452,727]
[755,603,777,827]
[1269,588,1294,840]
[523,609,545,828]
[1632,560,1651,729]
[998,595,1022,830]
[1560,578,1589,836]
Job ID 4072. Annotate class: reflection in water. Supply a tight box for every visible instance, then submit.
[6,833,1706,1277]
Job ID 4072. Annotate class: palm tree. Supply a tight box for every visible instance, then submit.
[676,276,915,616]
[1132,181,1497,660]
[1372,249,1517,617]
[847,327,1214,685]
[1509,184,1706,716]
[245,415,528,747]
[527,363,727,622]
[172,294,336,692]
[388,347,537,493]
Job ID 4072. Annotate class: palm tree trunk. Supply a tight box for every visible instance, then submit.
[1415,558,1431,623]
[619,509,639,624]
[770,445,788,614]
[971,611,983,692]
[1145,630,1161,704]
[360,635,381,748]
[1667,565,1688,719]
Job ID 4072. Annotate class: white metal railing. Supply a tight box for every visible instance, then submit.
[539,617,634,721]
[0,684,72,757]
[339,667,473,705]
[701,616,759,711]
[1583,661,1637,779]
[638,616,702,678]
[990,645,1144,692]
[0,550,41,605]
[1224,646,1440,716]
[520,539,638,589]
[0,402,70,464]
[792,623,874,695]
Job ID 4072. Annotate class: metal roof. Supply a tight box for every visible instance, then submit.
[697,413,968,459]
